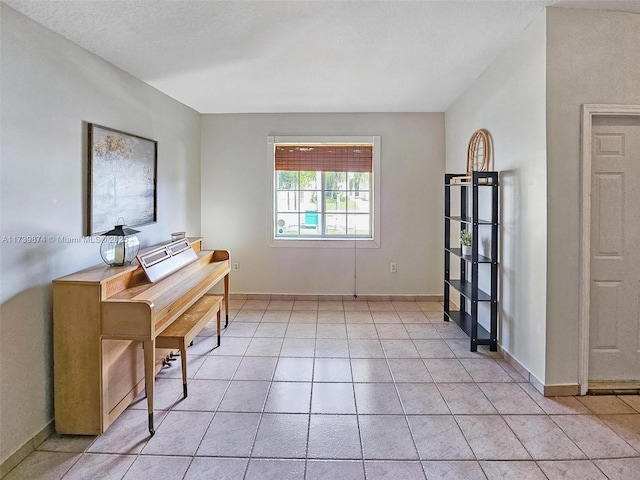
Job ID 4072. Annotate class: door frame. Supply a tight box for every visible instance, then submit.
[579,104,640,395]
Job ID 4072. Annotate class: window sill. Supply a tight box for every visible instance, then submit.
[269,237,380,249]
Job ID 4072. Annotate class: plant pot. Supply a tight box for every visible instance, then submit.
[461,245,472,256]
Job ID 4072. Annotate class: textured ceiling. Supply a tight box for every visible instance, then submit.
[4,0,639,113]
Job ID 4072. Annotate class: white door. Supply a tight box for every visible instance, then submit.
[589,115,640,381]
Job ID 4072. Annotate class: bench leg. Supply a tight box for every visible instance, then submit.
[180,341,188,398]
[217,309,221,348]
[143,339,156,436]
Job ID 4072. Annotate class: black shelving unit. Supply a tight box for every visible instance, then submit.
[444,171,499,352]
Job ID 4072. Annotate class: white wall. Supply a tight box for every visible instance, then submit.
[445,13,548,381]
[201,113,445,296]
[0,5,201,465]
[545,8,640,385]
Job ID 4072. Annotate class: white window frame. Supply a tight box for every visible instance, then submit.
[267,135,381,248]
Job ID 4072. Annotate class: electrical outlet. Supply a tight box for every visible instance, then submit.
[390,262,397,273]
[232,262,239,272]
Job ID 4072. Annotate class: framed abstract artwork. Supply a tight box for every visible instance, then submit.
[88,124,157,235]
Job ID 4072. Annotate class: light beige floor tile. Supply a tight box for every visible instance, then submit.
[37,434,96,453]
[273,357,314,381]
[61,454,135,480]
[460,359,514,383]
[398,311,430,323]
[393,301,421,312]
[359,415,419,460]
[551,414,638,458]
[141,410,213,455]
[354,383,403,414]
[494,359,528,382]
[434,322,468,339]
[478,383,544,414]
[233,310,264,322]
[519,383,591,415]
[292,300,318,311]
[381,339,420,358]
[503,415,586,460]
[316,323,347,339]
[577,395,638,414]
[343,301,371,312]
[264,382,312,413]
[619,395,640,412]
[305,460,363,480]
[417,301,445,313]
[408,415,474,460]
[480,460,546,479]
[598,414,640,452]
[196,412,261,457]
[456,415,531,460]
[537,460,608,479]
[387,358,433,383]
[254,322,288,338]
[365,461,426,480]
[18,297,637,480]
[437,383,497,414]
[414,339,456,359]
[245,337,284,356]
[289,311,318,323]
[348,339,386,358]
[315,338,350,357]
[421,460,485,480]
[194,355,242,380]
[252,413,309,458]
[345,312,374,324]
[267,300,294,311]
[367,302,396,312]
[424,359,473,383]
[209,337,251,356]
[280,338,316,357]
[261,310,291,322]
[233,356,277,380]
[308,415,361,459]
[317,311,345,323]
[223,322,258,337]
[245,459,305,480]
[241,300,269,310]
[346,323,378,339]
[122,455,191,480]
[404,324,441,339]
[3,451,80,480]
[350,358,393,382]
[87,409,168,454]
[593,457,640,480]
[218,380,270,412]
[311,383,356,414]
[375,324,410,339]
[314,358,353,382]
[371,312,402,323]
[171,379,228,411]
[184,457,249,480]
[318,301,344,311]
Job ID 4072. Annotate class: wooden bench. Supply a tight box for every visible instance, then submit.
[156,295,223,398]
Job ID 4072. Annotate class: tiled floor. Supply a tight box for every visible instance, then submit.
[5,299,640,479]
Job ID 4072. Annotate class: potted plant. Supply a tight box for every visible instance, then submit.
[460,230,472,256]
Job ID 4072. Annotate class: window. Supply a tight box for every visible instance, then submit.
[268,136,380,247]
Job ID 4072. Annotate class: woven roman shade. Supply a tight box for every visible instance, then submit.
[275,145,372,173]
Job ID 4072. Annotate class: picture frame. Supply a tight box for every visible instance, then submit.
[88,124,157,235]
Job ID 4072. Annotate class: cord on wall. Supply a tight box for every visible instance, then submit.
[353,234,358,298]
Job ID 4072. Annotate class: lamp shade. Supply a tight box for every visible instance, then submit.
[100,224,140,266]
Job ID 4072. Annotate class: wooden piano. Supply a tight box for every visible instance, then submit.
[52,238,230,436]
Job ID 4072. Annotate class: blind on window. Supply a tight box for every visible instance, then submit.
[275,145,372,172]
